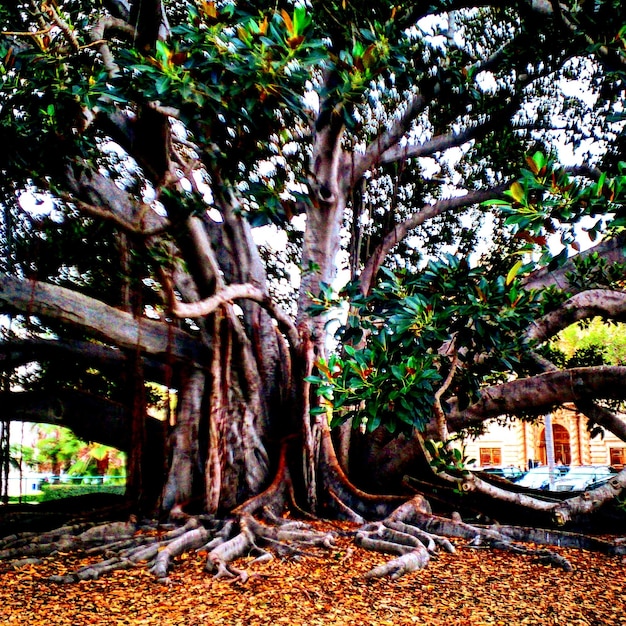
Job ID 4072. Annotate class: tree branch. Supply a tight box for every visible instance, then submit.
[522,233,626,291]
[0,338,173,387]
[352,95,426,181]
[172,284,301,351]
[90,16,135,77]
[375,118,507,171]
[1,389,130,450]
[0,274,205,363]
[358,186,507,294]
[524,348,626,442]
[445,366,626,433]
[526,289,626,344]
[59,192,170,237]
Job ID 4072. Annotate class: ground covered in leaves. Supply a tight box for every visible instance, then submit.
[0,521,624,626]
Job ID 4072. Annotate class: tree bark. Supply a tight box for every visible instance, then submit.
[0,275,205,363]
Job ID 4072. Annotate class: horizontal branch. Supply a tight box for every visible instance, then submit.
[446,366,626,432]
[526,289,626,344]
[0,274,206,364]
[59,192,170,237]
[522,233,626,291]
[172,283,301,351]
[0,338,174,386]
[376,119,502,170]
[524,349,626,441]
[2,389,129,450]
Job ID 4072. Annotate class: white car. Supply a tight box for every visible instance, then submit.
[514,466,568,490]
[552,465,617,492]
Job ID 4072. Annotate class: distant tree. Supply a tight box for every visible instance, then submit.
[32,425,124,479]
[559,318,626,367]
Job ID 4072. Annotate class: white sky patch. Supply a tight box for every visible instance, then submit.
[475,71,497,93]
[18,192,57,219]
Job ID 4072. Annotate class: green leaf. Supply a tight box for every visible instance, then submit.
[391,364,404,380]
[482,199,513,207]
[304,375,324,384]
[366,413,382,432]
[532,151,546,173]
[155,75,171,95]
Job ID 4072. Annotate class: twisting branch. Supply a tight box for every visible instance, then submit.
[524,350,626,443]
[358,186,507,295]
[28,0,48,30]
[522,233,626,292]
[59,192,170,237]
[545,2,625,68]
[526,290,626,344]
[445,366,626,433]
[433,346,459,442]
[41,0,80,51]
[352,95,426,181]
[172,284,301,351]
[90,16,135,76]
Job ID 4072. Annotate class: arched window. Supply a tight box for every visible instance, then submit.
[539,423,571,465]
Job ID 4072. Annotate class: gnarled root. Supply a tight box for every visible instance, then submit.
[356,496,573,579]
[204,514,337,582]
[4,496,625,583]
[355,497,454,579]
[0,519,137,571]
[364,548,430,579]
[0,511,340,584]
[150,520,209,581]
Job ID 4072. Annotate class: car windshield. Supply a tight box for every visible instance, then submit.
[515,466,567,489]
[561,467,609,479]
[564,467,592,476]
[516,468,551,483]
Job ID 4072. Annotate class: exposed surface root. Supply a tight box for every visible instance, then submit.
[354,496,580,578]
[0,513,339,584]
[1,496,625,583]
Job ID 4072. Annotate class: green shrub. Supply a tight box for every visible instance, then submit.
[40,483,125,502]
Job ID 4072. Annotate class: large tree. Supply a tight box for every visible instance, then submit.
[2,0,626,580]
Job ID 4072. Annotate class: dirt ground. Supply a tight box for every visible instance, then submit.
[0,521,624,626]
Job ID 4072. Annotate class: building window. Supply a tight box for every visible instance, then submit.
[540,423,571,465]
[610,447,626,468]
[479,447,502,466]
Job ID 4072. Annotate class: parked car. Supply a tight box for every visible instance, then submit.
[514,465,569,490]
[552,465,618,492]
[480,466,526,482]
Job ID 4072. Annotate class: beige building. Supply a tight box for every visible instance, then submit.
[464,404,626,471]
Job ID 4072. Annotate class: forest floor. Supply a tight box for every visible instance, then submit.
[0,520,624,626]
